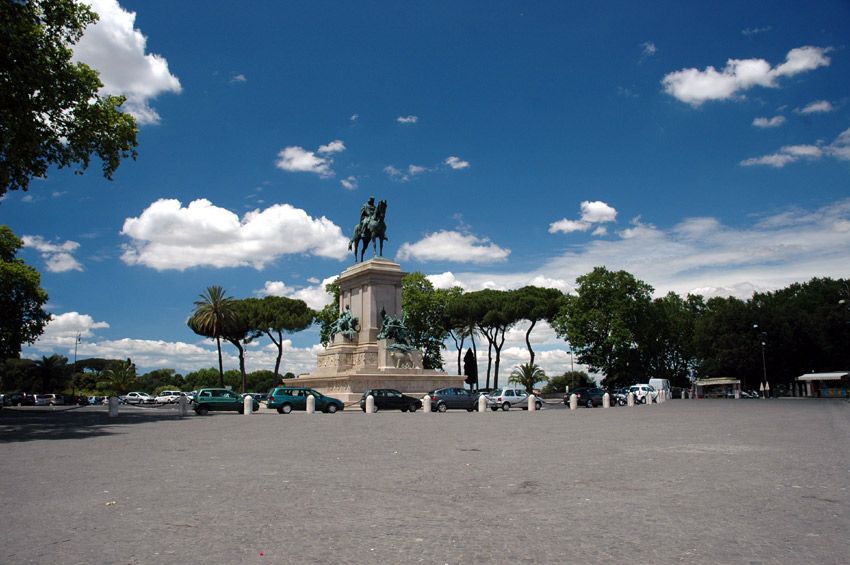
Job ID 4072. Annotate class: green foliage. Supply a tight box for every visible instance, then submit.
[97,359,137,395]
[540,371,594,394]
[0,357,36,391]
[183,368,222,391]
[507,363,548,393]
[510,286,563,365]
[241,295,313,376]
[32,354,69,393]
[0,226,50,360]
[188,285,238,386]
[0,0,139,197]
[245,370,277,393]
[316,280,340,347]
[552,267,654,388]
[402,272,453,370]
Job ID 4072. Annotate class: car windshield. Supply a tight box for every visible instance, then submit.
[490,388,503,396]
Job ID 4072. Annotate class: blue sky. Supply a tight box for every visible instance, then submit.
[5,0,849,379]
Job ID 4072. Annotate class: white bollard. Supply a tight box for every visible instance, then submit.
[306,394,315,414]
[108,396,119,417]
[422,395,431,413]
[603,392,610,408]
[243,395,254,415]
[628,392,635,407]
[365,394,374,414]
[528,394,536,411]
[681,390,686,400]
[478,394,488,413]
[569,394,578,410]
[178,394,188,417]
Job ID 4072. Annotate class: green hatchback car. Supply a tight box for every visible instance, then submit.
[193,388,260,415]
[266,387,344,414]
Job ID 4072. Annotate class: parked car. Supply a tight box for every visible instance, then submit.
[628,384,658,404]
[486,387,543,411]
[40,393,65,406]
[245,392,267,403]
[3,392,36,406]
[609,389,628,406]
[266,387,344,414]
[193,388,259,415]
[564,387,607,408]
[428,387,481,412]
[155,390,185,404]
[360,389,422,412]
[120,391,156,405]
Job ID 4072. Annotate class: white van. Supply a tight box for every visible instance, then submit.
[649,378,671,397]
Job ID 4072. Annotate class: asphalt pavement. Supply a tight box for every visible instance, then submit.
[1,398,848,564]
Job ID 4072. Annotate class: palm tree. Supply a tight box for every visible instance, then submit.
[508,363,548,394]
[98,360,137,395]
[32,354,69,393]
[188,285,237,387]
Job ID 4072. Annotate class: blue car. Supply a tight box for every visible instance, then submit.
[266,387,344,414]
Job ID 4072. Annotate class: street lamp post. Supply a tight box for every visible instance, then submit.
[567,349,575,391]
[73,331,81,396]
[753,324,768,398]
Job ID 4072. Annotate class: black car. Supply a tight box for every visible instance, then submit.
[3,392,36,406]
[564,387,607,408]
[428,387,481,412]
[360,389,422,412]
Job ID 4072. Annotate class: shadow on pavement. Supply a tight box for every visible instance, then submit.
[0,408,183,443]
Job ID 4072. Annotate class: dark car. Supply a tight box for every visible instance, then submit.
[428,387,480,412]
[564,387,607,408]
[193,388,260,415]
[3,392,36,406]
[360,389,422,412]
[266,387,344,414]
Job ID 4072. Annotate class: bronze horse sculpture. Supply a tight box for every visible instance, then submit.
[348,199,387,263]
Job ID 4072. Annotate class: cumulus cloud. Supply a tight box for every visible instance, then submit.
[120,198,348,270]
[72,0,182,125]
[254,275,338,311]
[440,199,850,311]
[549,200,618,234]
[397,115,419,124]
[641,42,657,57]
[753,115,786,128]
[445,156,470,170]
[662,46,831,106]
[384,164,427,182]
[395,230,510,264]
[741,127,850,167]
[798,100,834,114]
[22,235,83,272]
[340,176,358,190]
[229,74,247,84]
[275,140,344,178]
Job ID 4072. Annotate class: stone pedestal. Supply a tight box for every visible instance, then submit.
[297,258,464,403]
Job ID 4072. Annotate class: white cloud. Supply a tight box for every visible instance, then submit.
[549,200,618,234]
[38,312,110,346]
[229,74,247,84]
[741,127,849,167]
[350,114,359,121]
[742,26,771,37]
[662,46,831,106]
[340,176,358,190]
[445,156,470,169]
[22,235,83,272]
[397,115,419,124]
[120,198,348,270]
[276,141,345,178]
[445,199,850,303]
[396,230,510,264]
[72,0,182,125]
[641,42,657,56]
[798,100,834,114]
[753,116,786,128]
[384,164,426,182]
[254,275,337,311]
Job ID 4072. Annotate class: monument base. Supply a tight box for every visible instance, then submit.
[300,257,465,405]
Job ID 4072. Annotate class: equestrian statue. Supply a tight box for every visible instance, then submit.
[348,196,388,263]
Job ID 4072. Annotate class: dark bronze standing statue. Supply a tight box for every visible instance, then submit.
[348,197,388,263]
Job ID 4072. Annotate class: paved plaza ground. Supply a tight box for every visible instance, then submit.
[1,398,848,564]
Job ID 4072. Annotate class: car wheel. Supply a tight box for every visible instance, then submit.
[640,396,647,404]
[437,403,448,413]
[279,403,293,414]
[326,404,338,414]
[237,406,245,414]
[490,406,498,411]
[195,404,210,416]
[408,403,418,413]
[536,402,543,410]
[586,399,594,408]
[502,403,511,411]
